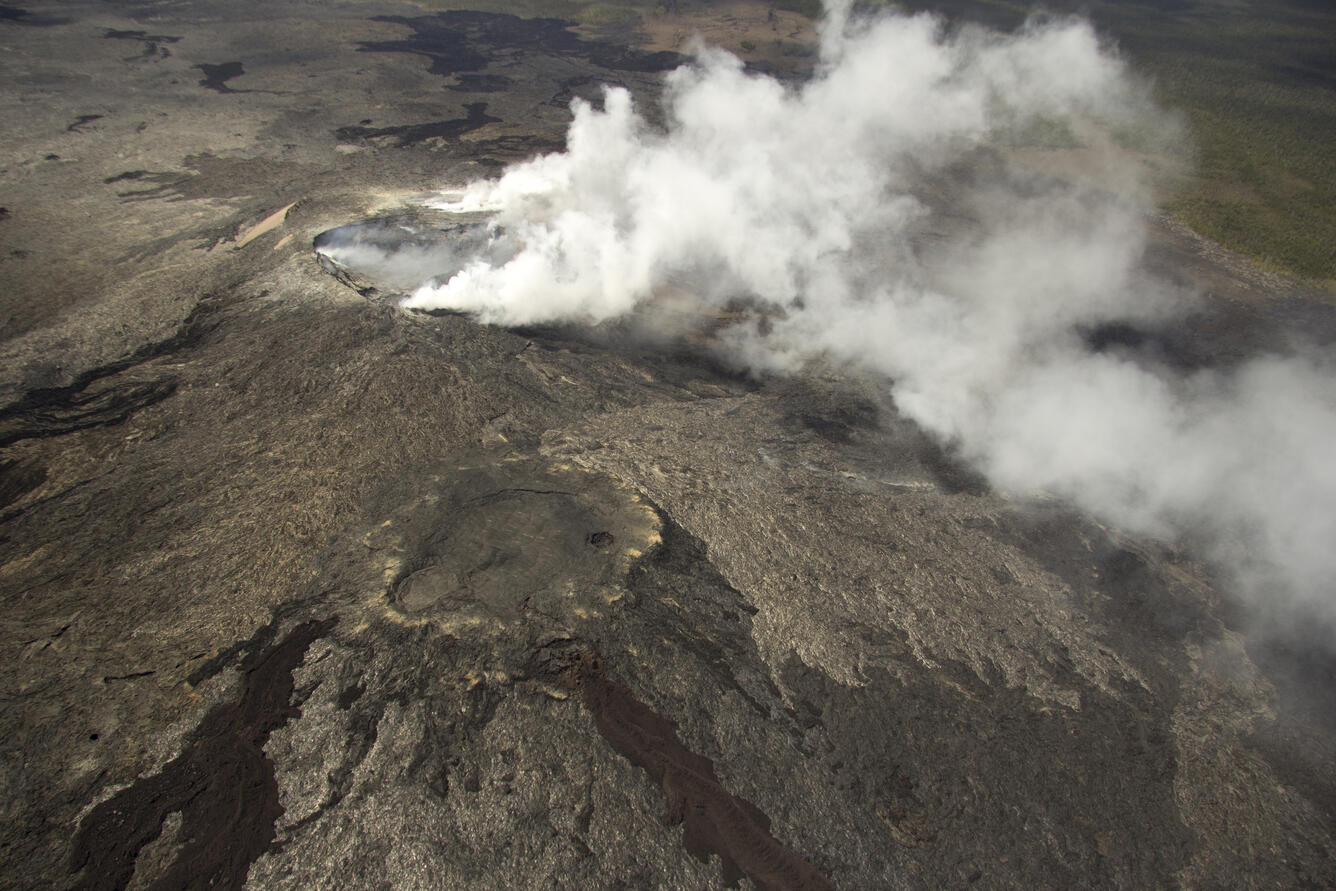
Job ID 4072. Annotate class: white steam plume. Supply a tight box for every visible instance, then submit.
[402,5,1336,624]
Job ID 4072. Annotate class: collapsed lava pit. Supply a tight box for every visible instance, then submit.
[362,457,661,637]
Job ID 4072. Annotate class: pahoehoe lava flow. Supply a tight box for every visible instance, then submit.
[67,619,336,891]
[3,0,1335,888]
[335,102,501,149]
[356,11,686,80]
[562,650,834,891]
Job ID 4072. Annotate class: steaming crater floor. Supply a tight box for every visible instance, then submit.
[313,209,513,301]
[2,2,1335,890]
[315,207,1336,373]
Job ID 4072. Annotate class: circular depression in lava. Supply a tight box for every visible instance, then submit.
[396,489,614,618]
[366,458,662,635]
[313,211,515,298]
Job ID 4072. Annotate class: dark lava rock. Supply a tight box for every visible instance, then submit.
[0,3,1333,890]
[194,62,246,94]
[68,619,336,891]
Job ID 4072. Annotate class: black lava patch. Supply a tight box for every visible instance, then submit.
[195,61,246,93]
[0,296,226,446]
[66,114,102,133]
[562,651,833,890]
[447,73,513,93]
[0,376,176,447]
[358,11,685,80]
[0,4,71,26]
[1079,295,1336,372]
[105,28,180,60]
[0,456,46,510]
[335,102,500,148]
[68,618,336,891]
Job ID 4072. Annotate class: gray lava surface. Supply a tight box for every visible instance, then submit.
[1,2,1334,889]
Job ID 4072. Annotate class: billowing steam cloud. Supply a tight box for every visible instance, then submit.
[392,3,1336,623]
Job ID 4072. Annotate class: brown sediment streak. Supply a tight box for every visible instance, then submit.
[568,653,833,891]
[68,617,337,891]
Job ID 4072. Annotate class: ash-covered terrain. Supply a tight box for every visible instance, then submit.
[1,2,1334,889]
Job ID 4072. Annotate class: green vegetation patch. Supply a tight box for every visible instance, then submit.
[335,0,1335,283]
[889,0,1336,284]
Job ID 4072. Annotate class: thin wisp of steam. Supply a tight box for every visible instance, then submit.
[395,2,1336,627]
